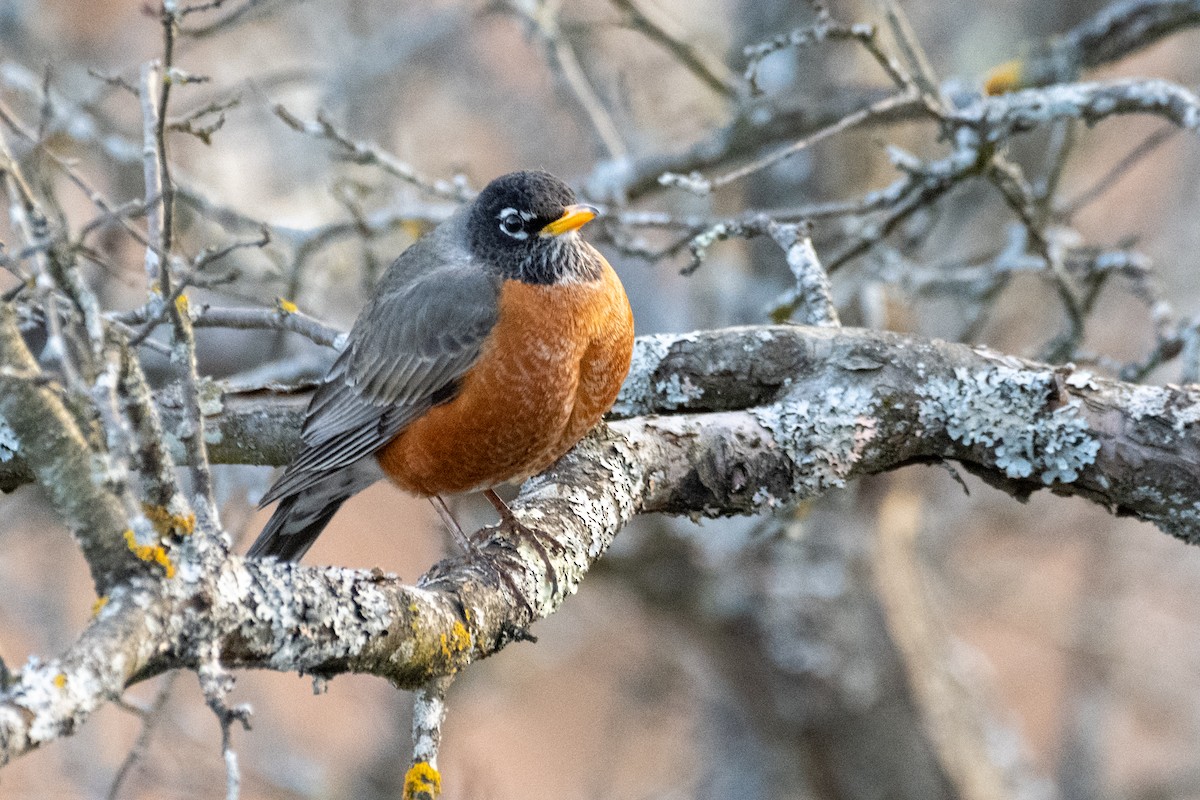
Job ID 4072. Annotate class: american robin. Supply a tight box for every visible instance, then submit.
[247,170,635,562]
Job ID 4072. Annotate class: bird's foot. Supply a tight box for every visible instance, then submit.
[484,488,564,600]
[428,494,541,616]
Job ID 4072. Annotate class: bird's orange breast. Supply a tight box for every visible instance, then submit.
[377,258,634,497]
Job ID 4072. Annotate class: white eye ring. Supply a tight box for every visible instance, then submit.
[498,207,531,240]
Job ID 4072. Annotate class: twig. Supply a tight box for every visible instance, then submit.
[167,93,241,145]
[118,303,345,350]
[273,105,473,202]
[404,677,453,800]
[86,68,139,97]
[140,9,217,519]
[546,25,629,161]
[585,86,925,202]
[1006,0,1200,89]
[495,0,628,160]
[985,154,1084,361]
[876,0,945,113]
[181,0,295,38]
[959,79,1200,141]
[1059,125,1178,217]
[610,0,737,98]
[743,4,915,97]
[107,673,180,800]
[140,62,168,288]
[198,646,252,800]
[180,0,233,17]
[767,221,840,327]
[0,126,94,391]
[660,88,918,194]
[0,95,153,255]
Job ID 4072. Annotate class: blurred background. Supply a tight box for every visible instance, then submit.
[2,0,1200,797]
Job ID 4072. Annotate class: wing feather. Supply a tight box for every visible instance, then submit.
[260,217,500,507]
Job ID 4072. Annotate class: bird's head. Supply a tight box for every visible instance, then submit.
[467,170,602,284]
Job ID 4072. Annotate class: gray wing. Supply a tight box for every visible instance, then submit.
[259,225,501,507]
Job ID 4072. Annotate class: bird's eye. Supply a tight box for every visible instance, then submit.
[498,208,529,240]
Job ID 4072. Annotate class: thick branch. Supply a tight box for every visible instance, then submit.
[6,324,1200,534]
[0,582,167,766]
[0,305,136,589]
[1010,0,1200,88]
[6,323,1200,763]
[963,78,1200,141]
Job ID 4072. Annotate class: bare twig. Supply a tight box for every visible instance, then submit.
[985,155,1084,360]
[118,302,344,350]
[998,0,1200,90]
[877,0,946,112]
[181,0,298,38]
[140,9,217,520]
[1059,125,1178,217]
[168,93,241,145]
[273,105,473,202]
[198,646,252,800]
[0,95,153,255]
[767,221,840,327]
[743,4,915,97]
[404,677,453,800]
[107,673,180,800]
[544,23,629,160]
[610,0,738,98]
[140,62,168,288]
[493,0,628,160]
[660,88,918,194]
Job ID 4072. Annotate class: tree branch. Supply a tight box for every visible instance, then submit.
[0,305,143,590]
[7,323,1200,541]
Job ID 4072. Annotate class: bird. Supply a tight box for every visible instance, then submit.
[247,170,635,565]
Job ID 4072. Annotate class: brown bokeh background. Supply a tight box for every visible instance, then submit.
[3,0,1200,797]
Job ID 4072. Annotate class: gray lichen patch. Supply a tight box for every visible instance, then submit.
[918,365,1099,484]
[752,385,879,498]
[0,414,18,462]
[613,333,697,416]
[1129,487,1200,542]
[1172,395,1200,432]
[1124,383,1169,420]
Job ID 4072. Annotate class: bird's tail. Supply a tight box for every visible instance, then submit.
[247,459,383,561]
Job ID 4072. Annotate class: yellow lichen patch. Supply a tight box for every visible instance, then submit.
[401,219,429,240]
[174,293,189,316]
[142,503,196,538]
[983,59,1023,95]
[402,761,442,800]
[53,673,67,689]
[123,529,177,578]
[450,620,471,651]
[276,297,299,314]
[438,620,472,666]
[91,596,109,617]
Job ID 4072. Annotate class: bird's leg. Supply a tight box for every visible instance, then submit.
[429,494,536,615]
[429,495,473,553]
[483,488,562,596]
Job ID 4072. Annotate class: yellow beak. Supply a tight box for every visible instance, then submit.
[539,203,598,237]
